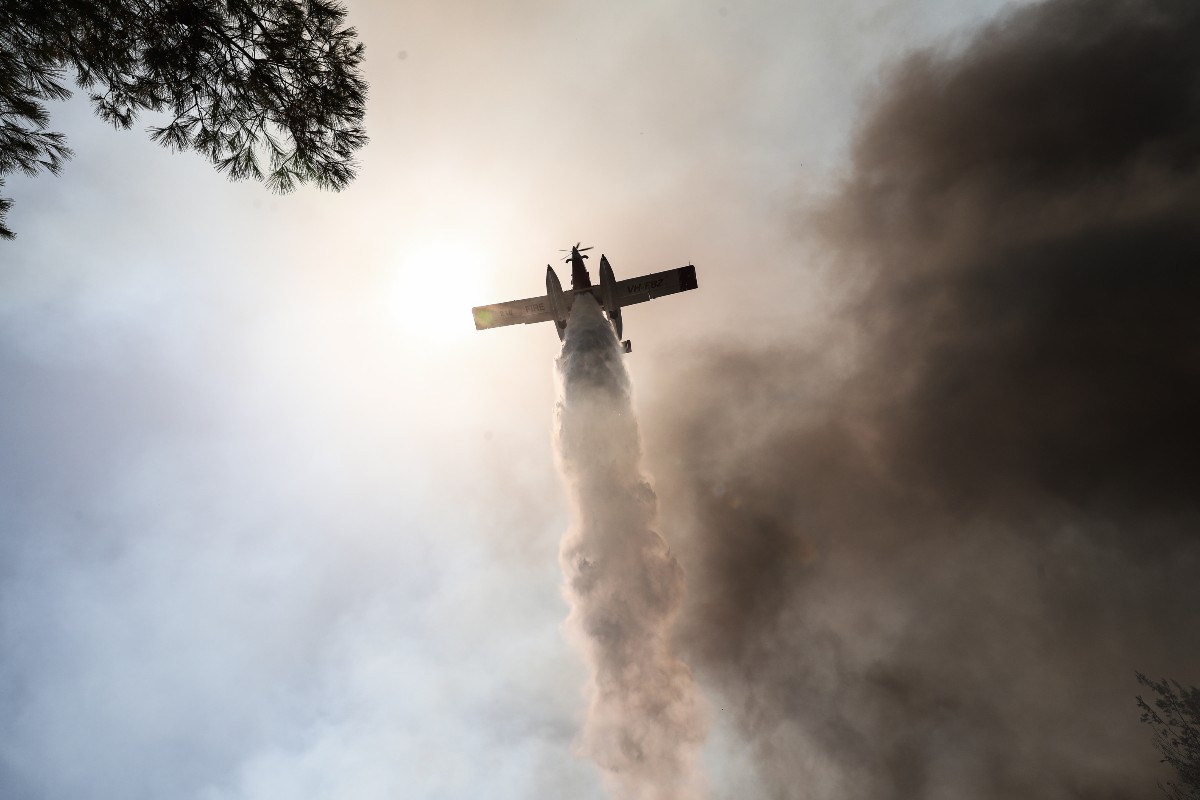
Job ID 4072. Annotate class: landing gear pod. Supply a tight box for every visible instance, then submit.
[546,264,569,341]
[599,254,623,340]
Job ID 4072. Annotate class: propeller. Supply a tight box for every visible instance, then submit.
[560,242,593,261]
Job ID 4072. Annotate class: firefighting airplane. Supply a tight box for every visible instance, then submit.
[471,244,698,353]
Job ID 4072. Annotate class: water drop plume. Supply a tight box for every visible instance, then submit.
[556,293,708,799]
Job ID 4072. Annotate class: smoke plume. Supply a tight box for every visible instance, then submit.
[556,293,708,799]
[643,0,1200,797]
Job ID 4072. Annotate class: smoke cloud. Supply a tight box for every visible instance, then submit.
[643,0,1200,797]
[556,293,708,799]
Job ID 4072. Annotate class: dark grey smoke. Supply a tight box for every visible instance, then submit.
[643,0,1200,797]
[556,293,708,799]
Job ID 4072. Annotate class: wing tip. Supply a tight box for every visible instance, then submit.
[472,306,494,330]
[680,264,699,292]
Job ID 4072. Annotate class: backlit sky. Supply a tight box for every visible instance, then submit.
[13,1,1195,798]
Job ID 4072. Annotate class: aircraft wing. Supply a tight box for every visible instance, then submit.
[472,295,558,330]
[614,264,698,308]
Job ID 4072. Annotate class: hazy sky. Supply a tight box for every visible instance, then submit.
[7,1,1197,799]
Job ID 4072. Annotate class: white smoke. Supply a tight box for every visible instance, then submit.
[555,294,709,800]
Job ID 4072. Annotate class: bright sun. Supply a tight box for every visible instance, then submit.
[387,238,492,343]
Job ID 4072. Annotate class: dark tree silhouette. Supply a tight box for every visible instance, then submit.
[1139,673,1200,800]
[0,0,368,239]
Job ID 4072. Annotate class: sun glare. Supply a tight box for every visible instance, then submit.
[387,238,492,343]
